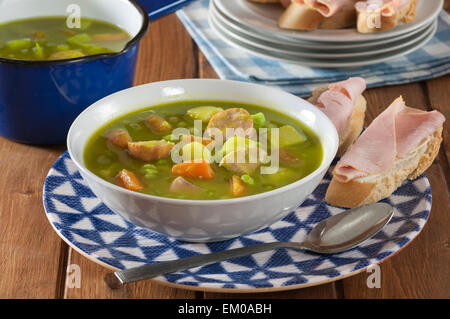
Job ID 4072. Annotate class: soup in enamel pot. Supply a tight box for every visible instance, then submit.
[0,17,132,61]
[84,100,323,200]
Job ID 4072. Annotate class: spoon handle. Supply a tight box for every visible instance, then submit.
[105,241,303,288]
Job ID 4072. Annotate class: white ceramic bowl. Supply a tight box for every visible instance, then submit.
[67,79,338,242]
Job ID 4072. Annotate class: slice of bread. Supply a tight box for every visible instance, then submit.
[325,127,443,208]
[279,1,356,30]
[308,84,367,157]
[356,0,418,33]
[279,1,324,30]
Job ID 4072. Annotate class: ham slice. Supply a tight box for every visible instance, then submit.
[170,177,205,194]
[316,77,366,135]
[334,97,445,182]
[329,77,366,102]
[395,106,445,157]
[294,0,355,17]
[206,108,254,138]
[355,0,411,16]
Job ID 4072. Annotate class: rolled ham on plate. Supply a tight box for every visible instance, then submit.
[355,0,418,33]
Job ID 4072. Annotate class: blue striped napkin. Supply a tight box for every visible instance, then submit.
[176,0,450,96]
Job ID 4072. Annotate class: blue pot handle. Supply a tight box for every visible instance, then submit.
[138,0,195,20]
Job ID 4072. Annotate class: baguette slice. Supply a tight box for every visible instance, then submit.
[308,83,366,157]
[279,1,324,30]
[356,0,418,33]
[325,97,445,208]
[279,0,357,30]
[325,128,442,208]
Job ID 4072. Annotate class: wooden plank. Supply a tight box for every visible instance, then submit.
[425,75,450,184]
[198,50,217,79]
[203,283,338,299]
[0,139,66,298]
[133,14,196,84]
[338,83,450,298]
[64,14,197,299]
[64,249,195,298]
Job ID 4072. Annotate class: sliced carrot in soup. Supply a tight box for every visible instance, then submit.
[172,161,215,179]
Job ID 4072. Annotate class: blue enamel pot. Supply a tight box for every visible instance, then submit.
[0,0,193,144]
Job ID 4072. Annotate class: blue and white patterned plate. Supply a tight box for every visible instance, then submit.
[43,151,432,292]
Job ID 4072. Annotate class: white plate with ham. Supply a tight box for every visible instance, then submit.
[209,11,437,67]
[214,0,443,43]
[210,0,433,50]
[210,3,436,59]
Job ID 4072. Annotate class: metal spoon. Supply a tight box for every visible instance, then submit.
[105,202,393,289]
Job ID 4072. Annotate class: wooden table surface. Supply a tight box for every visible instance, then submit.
[1,11,449,299]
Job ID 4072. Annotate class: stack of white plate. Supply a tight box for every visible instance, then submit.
[210,0,443,68]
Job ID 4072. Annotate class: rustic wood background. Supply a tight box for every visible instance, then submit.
[0,3,449,298]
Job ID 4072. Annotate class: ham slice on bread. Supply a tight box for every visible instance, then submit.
[325,96,445,208]
[279,0,358,30]
[355,0,418,33]
[308,77,367,156]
